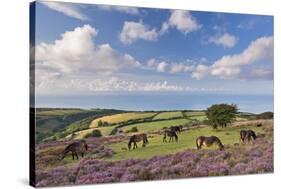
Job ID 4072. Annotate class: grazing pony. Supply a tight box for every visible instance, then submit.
[196,136,224,150]
[256,123,262,127]
[163,130,178,143]
[128,133,149,150]
[240,130,257,144]
[60,140,88,160]
[170,125,182,134]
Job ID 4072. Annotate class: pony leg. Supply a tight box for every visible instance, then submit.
[72,152,75,160]
[76,153,79,160]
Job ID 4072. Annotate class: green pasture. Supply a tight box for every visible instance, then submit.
[122,119,191,133]
[152,111,183,120]
[183,111,205,117]
[106,124,266,161]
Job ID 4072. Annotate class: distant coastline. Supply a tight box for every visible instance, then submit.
[36,93,273,114]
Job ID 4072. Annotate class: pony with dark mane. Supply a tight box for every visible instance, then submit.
[240,130,257,144]
[170,125,182,134]
[196,136,224,150]
[128,133,149,150]
[60,140,88,160]
[163,130,178,143]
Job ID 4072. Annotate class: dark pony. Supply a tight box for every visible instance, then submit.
[128,133,149,150]
[196,136,224,150]
[240,130,257,144]
[256,123,262,127]
[170,125,182,134]
[60,140,88,160]
[163,130,178,143]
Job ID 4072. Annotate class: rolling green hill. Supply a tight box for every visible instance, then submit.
[35,108,124,143]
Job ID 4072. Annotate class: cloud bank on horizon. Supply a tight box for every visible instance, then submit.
[34,1,273,95]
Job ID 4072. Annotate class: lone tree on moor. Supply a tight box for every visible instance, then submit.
[206,104,238,129]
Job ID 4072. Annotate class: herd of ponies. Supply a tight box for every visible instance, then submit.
[59,123,261,161]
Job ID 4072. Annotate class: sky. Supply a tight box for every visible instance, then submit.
[33,1,274,98]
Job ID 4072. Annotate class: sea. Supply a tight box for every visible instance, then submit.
[36,93,273,114]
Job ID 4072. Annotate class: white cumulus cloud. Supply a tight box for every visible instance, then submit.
[156,62,168,72]
[119,20,159,44]
[209,33,238,48]
[98,5,139,15]
[36,24,140,75]
[40,1,88,20]
[161,10,201,35]
[191,36,273,79]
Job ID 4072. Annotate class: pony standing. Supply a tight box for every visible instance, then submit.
[163,130,178,143]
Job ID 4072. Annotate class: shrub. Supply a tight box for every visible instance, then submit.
[126,127,138,133]
[85,129,102,138]
[206,104,238,129]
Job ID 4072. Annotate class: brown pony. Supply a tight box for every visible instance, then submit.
[240,130,257,144]
[60,140,88,160]
[128,133,149,150]
[196,136,224,150]
[163,130,178,143]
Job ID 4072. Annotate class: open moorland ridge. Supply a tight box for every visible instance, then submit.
[34,108,273,187]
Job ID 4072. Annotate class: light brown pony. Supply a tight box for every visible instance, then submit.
[128,133,149,150]
[196,136,224,150]
[60,140,88,160]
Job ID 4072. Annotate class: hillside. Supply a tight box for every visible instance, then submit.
[35,108,124,143]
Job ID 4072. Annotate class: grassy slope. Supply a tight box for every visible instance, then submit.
[107,124,266,161]
[36,108,124,143]
[183,111,205,117]
[152,111,183,120]
[37,109,84,116]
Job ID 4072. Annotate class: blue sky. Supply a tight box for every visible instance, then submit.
[33,1,273,97]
